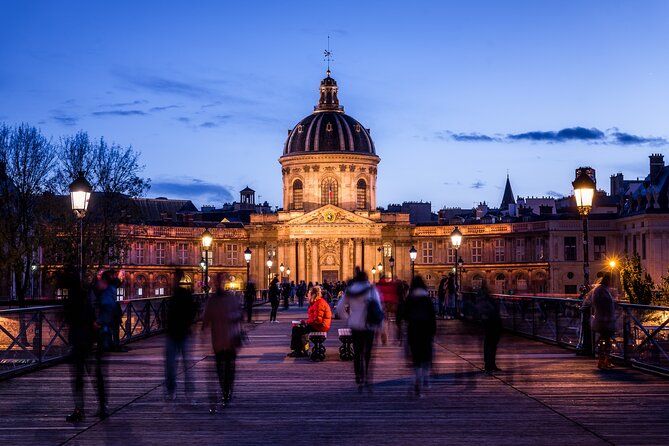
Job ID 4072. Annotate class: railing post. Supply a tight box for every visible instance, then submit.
[623,308,631,363]
[144,301,151,335]
[125,302,132,342]
[33,311,43,364]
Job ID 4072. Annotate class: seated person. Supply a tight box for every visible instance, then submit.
[287,286,332,357]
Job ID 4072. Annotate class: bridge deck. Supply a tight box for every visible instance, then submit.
[0,305,667,446]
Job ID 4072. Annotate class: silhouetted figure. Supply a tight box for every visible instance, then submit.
[399,276,436,396]
[297,280,307,308]
[93,270,117,419]
[202,281,243,412]
[437,276,447,318]
[446,273,456,318]
[377,275,400,344]
[336,268,383,392]
[282,280,290,310]
[478,281,502,373]
[165,269,197,401]
[245,281,256,323]
[63,272,95,422]
[287,286,332,357]
[590,272,616,369]
[268,276,280,323]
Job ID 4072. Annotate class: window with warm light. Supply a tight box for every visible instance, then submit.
[515,238,526,262]
[321,177,338,206]
[292,179,303,210]
[356,179,367,209]
[494,239,505,262]
[421,241,433,264]
[178,243,189,265]
[471,240,483,263]
[135,241,145,264]
[156,242,166,265]
[226,244,239,265]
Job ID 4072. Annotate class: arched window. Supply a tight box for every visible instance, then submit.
[356,179,367,209]
[292,179,303,210]
[321,177,338,206]
[495,273,506,293]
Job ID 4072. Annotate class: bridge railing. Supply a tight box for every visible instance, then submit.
[0,292,219,380]
[460,292,669,375]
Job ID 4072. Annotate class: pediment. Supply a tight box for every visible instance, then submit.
[286,205,377,226]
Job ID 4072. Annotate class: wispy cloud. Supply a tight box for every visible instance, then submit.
[471,180,485,189]
[92,110,146,117]
[151,177,235,205]
[439,126,667,146]
[116,72,214,98]
[149,105,181,112]
[52,113,78,126]
[545,190,565,198]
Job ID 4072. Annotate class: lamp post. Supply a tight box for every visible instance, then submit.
[409,245,417,279]
[389,256,395,280]
[30,264,37,298]
[573,169,595,356]
[279,263,285,282]
[266,257,273,288]
[609,259,617,298]
[286,266,291,281]
[244,247,252,289]
[201,228,213,296]
[451,226,463,317]
[372,266,377,282]
[377,246,386,274]
[69,171,92,281]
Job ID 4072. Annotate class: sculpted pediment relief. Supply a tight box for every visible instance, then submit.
[286,204,376,226]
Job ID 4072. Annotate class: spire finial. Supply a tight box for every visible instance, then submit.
[323,35,333,76]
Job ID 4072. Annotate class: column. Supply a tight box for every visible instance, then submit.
[311,240,319,283]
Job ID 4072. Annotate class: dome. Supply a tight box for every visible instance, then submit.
[283,71,376,156]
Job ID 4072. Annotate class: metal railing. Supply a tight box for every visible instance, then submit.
[460,292,669,375]
[0,293,209,380]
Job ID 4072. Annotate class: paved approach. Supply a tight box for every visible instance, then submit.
[0,304,667,446]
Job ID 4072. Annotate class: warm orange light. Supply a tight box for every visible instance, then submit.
[609,260,617,269]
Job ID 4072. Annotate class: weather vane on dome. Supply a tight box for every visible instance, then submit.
[323,35,334,75]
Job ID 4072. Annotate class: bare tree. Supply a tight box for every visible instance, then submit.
[0,123,56,303]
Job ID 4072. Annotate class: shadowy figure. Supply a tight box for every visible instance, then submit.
[336,268,383,392]
[202,276,243,412]
[268,276,280,323]
[377,275,400,344]
[590,272,616,369]
[165,269,197,401]
[92,269,117,419]
[287,286,332,357]
[245,281,257,323]
[109,271,127,352]
[297,280,307,308]
[399,275,436,397]
[63,271,95,422]
[477,281,502,374]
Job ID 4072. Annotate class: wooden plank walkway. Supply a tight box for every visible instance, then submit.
[0,304,667,446]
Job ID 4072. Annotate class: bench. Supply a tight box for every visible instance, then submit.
[338,328,353,361]
[308,332,327,362]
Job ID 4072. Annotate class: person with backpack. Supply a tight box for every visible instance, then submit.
[336,268,383,392]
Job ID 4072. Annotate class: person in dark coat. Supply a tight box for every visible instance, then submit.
[164,269,197,401]
[478,281,502,373]
[399,275,436,396]
[244,281,256,323]
[93,270,117,419]
[268,276,280,323]
[590,272,616,369]
[437,276,447,319]
[63,272,95,422]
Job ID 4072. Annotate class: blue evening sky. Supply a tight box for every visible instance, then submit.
[1,1,668,209]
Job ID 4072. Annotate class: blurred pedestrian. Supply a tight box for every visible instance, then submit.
[478,281,502,374]
[63,271,95,422]
[398,275,436,397]
[376,275,400,344]
[282,280,290,310]
[164,269,197,401]
[446,273,456,319]
[92,269,117,419]
[245,281,256,323]
[590,272,616,369]
[336,268,383,392]
[297,280,307,308]
[437,276,447,319]
[268,276,280,323]
[109,271,127,352]
[202,278,243,412]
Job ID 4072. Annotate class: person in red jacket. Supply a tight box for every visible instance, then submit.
[287,286,331,357]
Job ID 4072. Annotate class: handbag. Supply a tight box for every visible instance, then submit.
[366,297,385,327]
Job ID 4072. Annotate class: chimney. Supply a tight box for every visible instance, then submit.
[649,153,664,183]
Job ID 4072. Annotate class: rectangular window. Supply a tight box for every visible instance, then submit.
[565,284,578,295]
[642,234,646,260]
[471,240,483,263]
[494,239,505,262]
[226,244,239,265]
[55,288,69,299]
[633,235,638,255]
[446,241,455,264]
[116,287,125,302]
[154,287,165,296]
[135,241,145,265]
[156,242,166,265]
[535,238,546,260]
[593,236,606,261]
[515,238,526,262]
[564,237,577,261]
[177,243,189,265]
[421,241,433,264]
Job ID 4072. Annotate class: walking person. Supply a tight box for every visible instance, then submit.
[202,278,243,412]
[245,281,256,323]
[164,269,197,401]
[398,276,436,397]
[437,275,447,319]
[282,280,290,310]
[92,269,117,419]
[590,272,616,369]
[297,280,307,308]
[336,268,383,392]
[478,281,502,374]
[268,276,280,323]
[63,271,95,422]
[446,273,456,319]
[377,275,400,344]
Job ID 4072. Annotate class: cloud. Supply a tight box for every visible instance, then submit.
[92,110,146,117]
[471,181,485,189]
[200,121,218,128]
[52,113,78,126]
[442,126,667,146]
[150,178,235,205]
[176,117,191,124]
[117,72,214,98]
[545,190,565,198]
[149,105,181,112]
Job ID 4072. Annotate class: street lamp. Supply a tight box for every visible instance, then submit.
[69,171,92,281]
[244,247,252,289]
[286,266,291,281]
[573,169,595,356]
[409,245,417,279]
[451,226,463,316]
[377,246,386,273]
[279,263,285,281]
[372,266,377,282]
[573,170,596,288]
[201,228,213,295]
[389,256,395,280]
[266,256,273,288]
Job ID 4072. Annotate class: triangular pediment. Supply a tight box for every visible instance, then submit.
[286,205,377,226]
